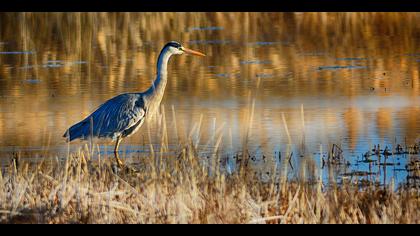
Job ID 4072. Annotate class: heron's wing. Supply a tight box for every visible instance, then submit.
[88,93,146,139]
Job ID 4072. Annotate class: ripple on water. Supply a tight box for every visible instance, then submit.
[0,51,35,55]
[215,73,230,78]
[214,73,240,79]
[22,79,41,84]
[188,40,231,45]
[240,60,271,65]
[246,41,289,46]
[298,51,327,56]
[336,57,368,61]
[188,26,224,31]
[20,61,88,69]
[43,63,64,68]
[404,53,420,57]
[255,73,274,78]
[72,61,88,65]
[317,65,368,71]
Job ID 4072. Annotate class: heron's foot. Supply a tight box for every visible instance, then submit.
[124,164,140,175]
[111,155,124,174]
[111,160,139,175]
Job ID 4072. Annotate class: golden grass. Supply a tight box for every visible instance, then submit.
[0,142,419,224]
[1,12,419,223]
[1,101,420,224]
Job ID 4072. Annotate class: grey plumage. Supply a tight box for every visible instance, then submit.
[63,41,205,167]
[64,93,146,141]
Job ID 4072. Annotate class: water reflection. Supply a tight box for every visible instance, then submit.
[0,12,419,186]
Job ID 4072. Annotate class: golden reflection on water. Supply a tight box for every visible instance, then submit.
[0,12,419,155]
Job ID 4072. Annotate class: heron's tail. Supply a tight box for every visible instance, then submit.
[63,120,90,142]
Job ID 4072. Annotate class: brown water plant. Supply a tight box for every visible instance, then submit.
[0,143,419,224]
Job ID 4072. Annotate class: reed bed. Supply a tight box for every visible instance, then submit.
[1,12,419,224]
[0,140,419,224]
[1,101,420,224]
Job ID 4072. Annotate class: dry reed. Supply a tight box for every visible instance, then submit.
[1,100,419,224]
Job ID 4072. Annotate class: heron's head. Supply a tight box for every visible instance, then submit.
[165,41,205,57]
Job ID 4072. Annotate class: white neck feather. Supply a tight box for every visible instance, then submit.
[144,46,174,117]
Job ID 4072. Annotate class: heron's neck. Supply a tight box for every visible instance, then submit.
[144,47,173,114]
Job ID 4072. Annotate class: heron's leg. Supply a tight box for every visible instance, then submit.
[114,137,124,167]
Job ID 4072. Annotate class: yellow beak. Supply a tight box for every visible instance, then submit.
[182,47,206,57]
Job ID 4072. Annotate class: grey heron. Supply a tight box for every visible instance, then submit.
[63,41,205,167]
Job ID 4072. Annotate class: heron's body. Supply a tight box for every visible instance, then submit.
[64,41,205,167]
[65,93,146,141]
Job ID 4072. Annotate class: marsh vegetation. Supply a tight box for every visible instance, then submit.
[1,106,420,224]
[1,12,420,223]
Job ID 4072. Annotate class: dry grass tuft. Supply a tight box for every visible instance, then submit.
[0,143,419,224]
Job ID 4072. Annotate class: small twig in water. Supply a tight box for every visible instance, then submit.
[288,152,294,170]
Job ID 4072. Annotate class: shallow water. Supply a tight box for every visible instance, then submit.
[0,13,419,187]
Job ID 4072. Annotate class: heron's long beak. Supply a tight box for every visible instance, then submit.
[182,47,206,57]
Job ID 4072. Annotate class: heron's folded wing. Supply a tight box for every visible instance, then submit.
[89,94,146,138]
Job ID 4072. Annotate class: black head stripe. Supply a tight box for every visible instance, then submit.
[165,41,182,49]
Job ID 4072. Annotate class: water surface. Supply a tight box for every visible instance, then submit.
[0,13,419,186]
